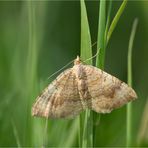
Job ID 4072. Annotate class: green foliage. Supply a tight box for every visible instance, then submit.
[80,0,93,147]
[96,0,106,69]
[127,18,138,147]
[107,0,128,44]
[0,1,147,147]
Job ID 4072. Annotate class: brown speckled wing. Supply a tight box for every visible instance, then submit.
[82,65,137,113]
[32,68,83,119]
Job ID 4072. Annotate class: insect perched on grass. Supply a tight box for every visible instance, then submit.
[32,56,137,119]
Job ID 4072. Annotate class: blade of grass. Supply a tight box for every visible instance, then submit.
[27,2,48,146]
[107,0,128,44]
[26,1,37,89]
[137,98,148,145]
[80,0,93,147]
[127,18,138,147]
[64,118,79,147]
[80,0,92,61]
[105,0,112,45]
[96,0,106,69]
[11,120,21,147]
[25,1,39,145]
[95,0,128,146]
[94,0,106,146]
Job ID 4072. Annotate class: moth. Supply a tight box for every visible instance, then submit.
[32,56,137,119]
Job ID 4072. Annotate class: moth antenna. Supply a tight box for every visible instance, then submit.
[48,42,98,80]
[91,41,97,47]
[48,59,74,80]
[83,48,100,63]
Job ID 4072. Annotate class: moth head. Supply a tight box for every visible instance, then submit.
[74,56,82,65]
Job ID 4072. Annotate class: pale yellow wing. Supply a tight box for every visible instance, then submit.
[82,65,137,113]
[32,68,83,119]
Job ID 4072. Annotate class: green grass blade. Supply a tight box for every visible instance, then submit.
[26,1,37,88]
[80,0,93,147]
[127,18,138,147]
[82,110,93,147]
[137,98,148,145]
[12,120,21,147]
[25,1,39,145]
[95,0,128,146]
[80,0,92,62]
[127,18,138,86]
[93,1,106,146]
[107,0,128,44]
[64,118,79,147]
[96,0,106,69]
[79,114,83,147]
[105,0,112,45]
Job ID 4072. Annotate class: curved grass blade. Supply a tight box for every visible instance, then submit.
[127,18,138,147]
[107,0,128,44]
[105,0,112,45]
[80,0,93,147]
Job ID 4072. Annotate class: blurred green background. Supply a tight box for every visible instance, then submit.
[0,1,148,147]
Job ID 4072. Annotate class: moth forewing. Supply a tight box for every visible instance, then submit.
[32,56,137,119]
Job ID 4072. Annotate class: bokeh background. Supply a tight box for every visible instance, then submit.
[0,1,148,147]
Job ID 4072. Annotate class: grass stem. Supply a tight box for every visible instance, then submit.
[93,1,106,146]
[80,0,93,147]
[96,0,106,69]
[127,18,138,147]
[107,0,128,44]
